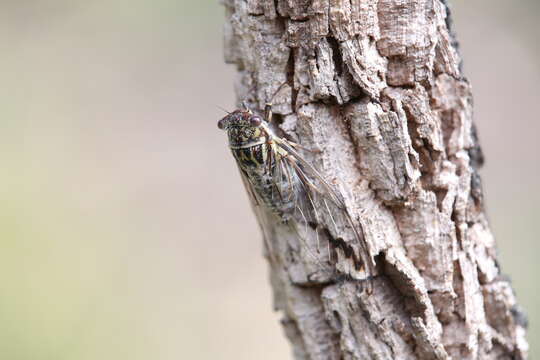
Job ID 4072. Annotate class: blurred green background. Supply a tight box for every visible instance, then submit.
[0,1,537,359]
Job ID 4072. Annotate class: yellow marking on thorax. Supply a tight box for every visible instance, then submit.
[229,137,267,149]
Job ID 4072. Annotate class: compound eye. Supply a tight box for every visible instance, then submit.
[217,119,227,130]
[250,116,263,127]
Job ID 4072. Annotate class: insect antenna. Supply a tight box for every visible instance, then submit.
[215,105,231,114]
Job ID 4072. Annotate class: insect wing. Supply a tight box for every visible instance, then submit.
[236,166,260,207]
[274,138,375,283]
[236,165,280,264]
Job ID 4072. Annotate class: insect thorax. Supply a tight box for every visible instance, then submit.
[227,126,265,148]
[231,142,269,169]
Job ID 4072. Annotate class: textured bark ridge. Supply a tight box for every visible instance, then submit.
[222,1,529,359]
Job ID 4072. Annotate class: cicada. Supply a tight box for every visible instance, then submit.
[218,101,375,289]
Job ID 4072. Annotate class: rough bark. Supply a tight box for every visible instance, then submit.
[222,1,529,359]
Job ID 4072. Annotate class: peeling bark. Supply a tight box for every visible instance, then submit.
[222,0,529,359]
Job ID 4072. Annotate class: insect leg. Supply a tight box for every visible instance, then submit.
[264,103,273,124]
[264,82,289,124]
[274,154,287,202]
[266,147,280,202]
[266,143,273,175]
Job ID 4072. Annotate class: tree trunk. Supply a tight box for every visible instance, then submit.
[222,1,529,359]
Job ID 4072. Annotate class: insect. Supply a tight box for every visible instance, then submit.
[218,100,375,290]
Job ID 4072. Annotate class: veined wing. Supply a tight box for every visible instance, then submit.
[273,137,376,286]
[236,165,281,265]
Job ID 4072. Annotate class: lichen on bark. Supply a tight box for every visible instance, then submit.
[222,0,529,358]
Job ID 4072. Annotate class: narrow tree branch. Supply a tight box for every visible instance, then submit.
[222,1,529,359]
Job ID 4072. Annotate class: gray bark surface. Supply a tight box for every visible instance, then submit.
[222,1,529,359]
